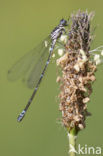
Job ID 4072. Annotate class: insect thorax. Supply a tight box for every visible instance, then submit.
[51,25,65,40]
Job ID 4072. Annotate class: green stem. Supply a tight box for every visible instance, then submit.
[67,128,77,156]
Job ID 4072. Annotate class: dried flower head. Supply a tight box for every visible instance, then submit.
[56,11,97,132]
[68,10,94,53]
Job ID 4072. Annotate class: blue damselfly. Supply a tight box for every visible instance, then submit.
[8,19,68,122]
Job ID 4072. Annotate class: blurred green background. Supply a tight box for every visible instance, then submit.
[0,0,103,156]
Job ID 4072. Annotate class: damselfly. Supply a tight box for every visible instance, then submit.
[8,19,68,122]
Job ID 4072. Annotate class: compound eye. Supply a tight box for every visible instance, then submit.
[60,19,67,26]
[60,19,65,23]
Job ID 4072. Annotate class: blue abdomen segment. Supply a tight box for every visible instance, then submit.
[17,110,26,122]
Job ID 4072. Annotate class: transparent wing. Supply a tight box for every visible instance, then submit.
[8,36,51,83]
[25,43,51,89]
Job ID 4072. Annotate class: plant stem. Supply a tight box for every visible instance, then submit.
[68,128,77,156]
